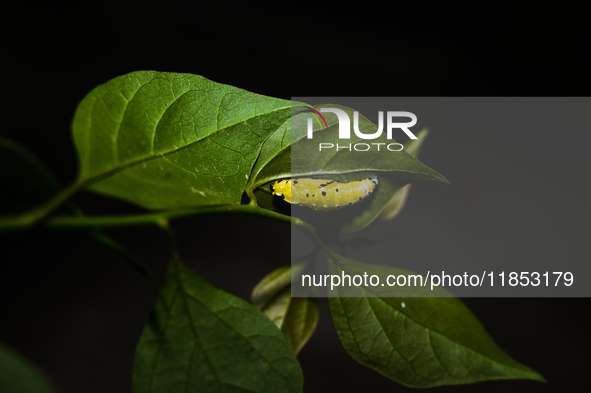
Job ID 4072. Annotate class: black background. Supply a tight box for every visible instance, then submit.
[2,1,589,392]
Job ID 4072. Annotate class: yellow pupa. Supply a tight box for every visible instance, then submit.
[272,177,378,211]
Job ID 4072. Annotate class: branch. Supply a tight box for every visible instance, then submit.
[0,204,300,232]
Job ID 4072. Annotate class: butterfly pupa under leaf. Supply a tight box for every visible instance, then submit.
[272,178,378,211]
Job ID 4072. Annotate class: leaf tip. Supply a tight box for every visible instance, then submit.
[528,369,547,383]
[427,170,451,185]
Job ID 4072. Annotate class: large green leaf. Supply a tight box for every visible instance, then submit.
[250,104,446,188]
[289,105,445,182]
[72,71,295,209]
[251,266,319,355]
[133,258,303,393]
[325,252,544,387]
[246,114,292,192]
[72,73,447,230]
[0,342,57,393]
[252,104,448,233]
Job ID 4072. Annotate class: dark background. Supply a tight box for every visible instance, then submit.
[2,1,589,392]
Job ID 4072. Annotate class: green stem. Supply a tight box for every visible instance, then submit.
[88,229,161,294]
[246,188,258,206]
[294,220,344,268]
[30,181,82,220]
[0,204,297,232]
[0,180,85,231]
[0,159,169,230]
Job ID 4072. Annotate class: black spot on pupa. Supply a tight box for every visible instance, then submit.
[293,180,298,184]
[320,184,327,187]
[306,193,309,197]
[336,205,340,208]
[348,201,352,205]
[321,191,327,196]
[359,196,363,200]
[336,189,339,192]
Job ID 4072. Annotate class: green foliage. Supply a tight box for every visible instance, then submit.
[133,256,303,393]
[377,128,430,221]
[251,265,319,355]
[0,342,57,393]
[325,253,544,387]
[72,71,294,209]
[0,71,544,392]
[269,104,447,233]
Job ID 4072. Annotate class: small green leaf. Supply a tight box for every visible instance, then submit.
[252,266,293,327]
[0,342,57,393]
[377,128,431,221]
[252,266,319,355]
[72,71,294,209]
[325,252,544,387]
[133,258,303,392]
[281,297,319,356]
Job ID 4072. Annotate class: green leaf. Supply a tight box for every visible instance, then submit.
[71,73,447,233]
[377,128,431,221]
[0,342,57,393]
[250,105,447,188]
[289,105,446,182]
[72,71,294,209]
[281,297,318,356]
[71,73,447,234]
[325,252,544,387]
[251,266,293,326]
[251,266,319,355]
[133,258,303,393]
[252,105,448,233]
[246,114,292,191]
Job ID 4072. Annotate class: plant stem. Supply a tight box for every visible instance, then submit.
[0,160,170,231]
[0,204,297,232]
[0,180,85,231]
[88,229,161,294]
